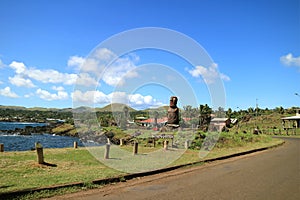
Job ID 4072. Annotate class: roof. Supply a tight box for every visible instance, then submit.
[211,118,229,122]
[139,117,168,124]
[281,116,300,120]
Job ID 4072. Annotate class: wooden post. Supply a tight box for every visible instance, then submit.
[120,138,123,146]
[74,141,78,149]
[0,144,4,152]
[153,138,156,148]
[133,141,138,155]
[164,140,169,150]
[35,142,44,164]
[185,140,189,149]
[104,143,110,159]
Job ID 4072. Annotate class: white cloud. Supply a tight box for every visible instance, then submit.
[52,86,65,91]
[26,68,78,85]
[8,61,79,86]
[9,61,26,73]
[76,48,116,74]
[0,87,19,98]
[68,56,85,69]
[9,75,36,88]
[93,48,116,61]
[280,53,300,67]
[72,90,110,104]
[188,63,230,84]
[75,73,98,87]
[36,88,68,101]
[70,49,139,87]
[72,90,163,109]
[102,56,139,86]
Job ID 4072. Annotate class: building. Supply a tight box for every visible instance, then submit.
[137,117,168,127]
[281,109,300,129]
[209,118,231,132]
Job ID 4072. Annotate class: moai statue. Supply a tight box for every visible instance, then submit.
[167,96,179,125]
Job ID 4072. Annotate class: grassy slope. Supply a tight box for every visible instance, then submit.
[231,112,300,135]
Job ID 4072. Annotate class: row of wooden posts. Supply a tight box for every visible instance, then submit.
[104,139,173,159]
[0,139,190,164]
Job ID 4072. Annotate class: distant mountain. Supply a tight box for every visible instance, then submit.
[72,106,94,113]
[1,104,141,113]
[0,105,72,112]
[142,105,169,112]
[0,105,27,110]
[96,103,136,112]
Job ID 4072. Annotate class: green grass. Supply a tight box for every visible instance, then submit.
[0,148,122,193]
[0,134,283,199]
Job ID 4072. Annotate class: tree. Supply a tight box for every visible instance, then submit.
[274,106,284,114]
[226,108,233,118]
[248,107,254,114]
[199,104,212,131]
[215,107,225,118]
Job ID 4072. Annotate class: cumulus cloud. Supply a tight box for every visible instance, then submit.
[26,68,78,85]
[9,75,36,88]
[68,56,85,70]
[0,87,19,98]
[188,63,230,84]
[36,88,68,101]
[69,48,139,87]
[280,53,300,68]
[102,57,139,86]
[69,48,116,74]
[72,90,110,104]
[9,61,26,73]
[9,61,97,87]
[72,90,163,108]
[75,73,98,87]
[52,86,65,91]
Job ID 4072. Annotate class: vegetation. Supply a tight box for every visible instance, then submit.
[0,106,73,124]
[1,104,299,140]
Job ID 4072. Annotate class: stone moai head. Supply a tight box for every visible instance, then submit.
[169,96,178,108]
[167,96,179,125]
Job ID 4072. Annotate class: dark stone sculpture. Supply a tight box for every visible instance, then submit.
[167,96,179,125]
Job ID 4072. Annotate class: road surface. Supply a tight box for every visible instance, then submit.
[47,137,300,200]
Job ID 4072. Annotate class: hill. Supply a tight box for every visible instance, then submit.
[95,103,136,112]
[230,112,291,134]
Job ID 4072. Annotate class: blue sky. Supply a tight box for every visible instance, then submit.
[0,0,299,110]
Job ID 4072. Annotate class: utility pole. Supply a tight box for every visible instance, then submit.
[256,98,258,118]
[255,98,258,128]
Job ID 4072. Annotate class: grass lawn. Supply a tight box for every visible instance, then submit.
[0,135,283,199]
[0,148,123,193]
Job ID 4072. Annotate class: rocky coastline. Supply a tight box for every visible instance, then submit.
[0,122,76,137]
[0,124,54,136]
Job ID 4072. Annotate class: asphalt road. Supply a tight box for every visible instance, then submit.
[49,137,300,200]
